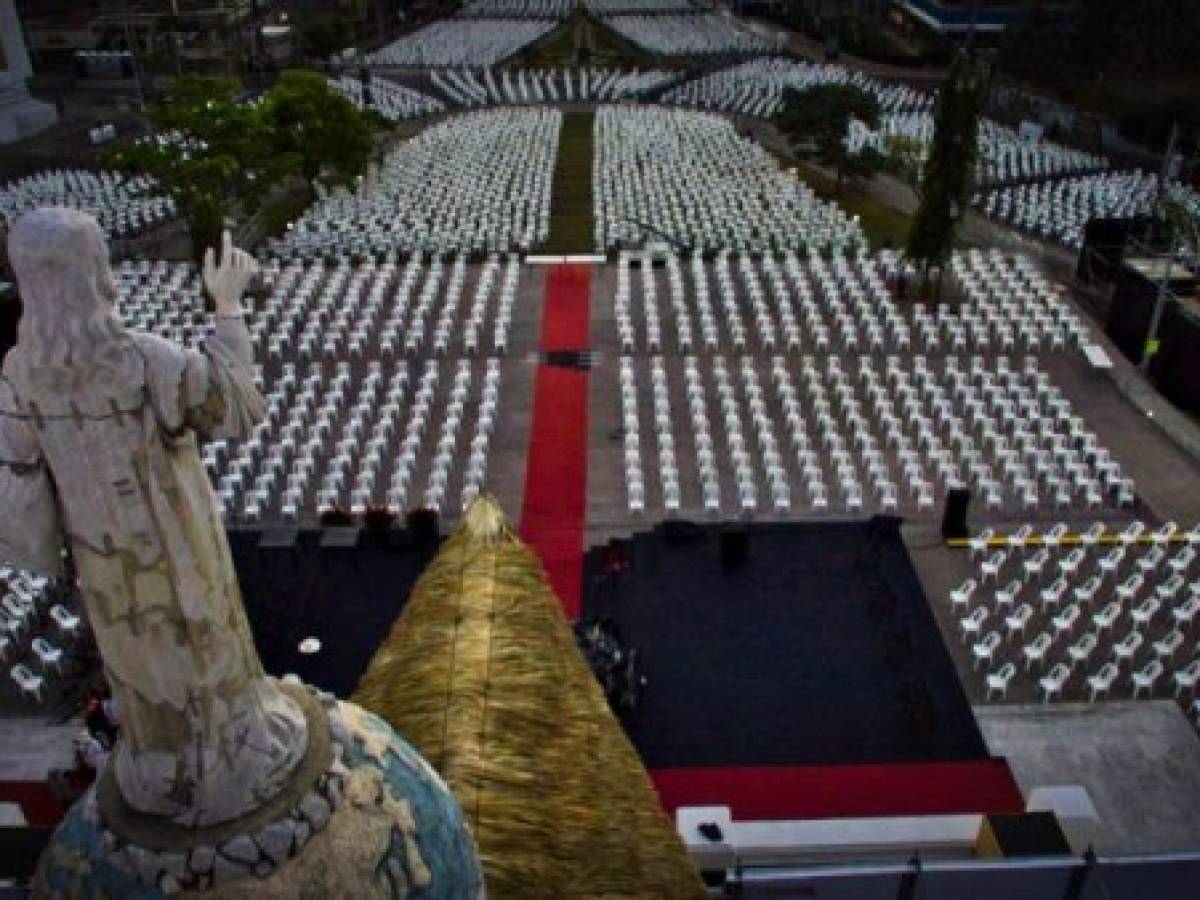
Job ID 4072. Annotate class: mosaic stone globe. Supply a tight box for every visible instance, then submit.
[35,694,483,899]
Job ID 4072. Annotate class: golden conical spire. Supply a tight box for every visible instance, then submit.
[353,496,704,898]
[460,492,511,543]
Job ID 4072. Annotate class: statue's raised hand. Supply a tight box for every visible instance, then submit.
[203,229,258,317]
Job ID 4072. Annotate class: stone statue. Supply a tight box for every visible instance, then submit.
[3,209,482,897]
[1,212,306,828]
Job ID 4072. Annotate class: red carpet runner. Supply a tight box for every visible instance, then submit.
[520,264,591,618]
[650,760,1025,821]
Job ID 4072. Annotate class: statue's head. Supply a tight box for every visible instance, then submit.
[7,207,129,392]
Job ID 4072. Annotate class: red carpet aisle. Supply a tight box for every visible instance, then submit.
[650,760,1025,821]
[536,264,591,350]
[520,264,591,618]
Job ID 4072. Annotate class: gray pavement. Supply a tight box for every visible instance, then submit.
[978,702,1200,854]
[586,262,636,547]
[0,717,78,782]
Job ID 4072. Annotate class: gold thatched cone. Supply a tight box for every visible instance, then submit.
[353,496,704,898]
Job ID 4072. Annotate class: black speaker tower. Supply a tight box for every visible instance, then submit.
[941,488,970,541]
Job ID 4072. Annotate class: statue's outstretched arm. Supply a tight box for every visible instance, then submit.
[181,316,267,442]
[138,231,266,443]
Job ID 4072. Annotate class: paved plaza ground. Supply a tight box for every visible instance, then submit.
[977,702,1200,854]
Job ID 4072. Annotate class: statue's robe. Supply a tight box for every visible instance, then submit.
[0,319,307,828]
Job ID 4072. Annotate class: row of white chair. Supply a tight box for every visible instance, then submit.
[662,56,932,119]
[585,0,695,12]
[0,567,83,705]
[975,171,1160,252]
[328,75,445,121]
[617,352,1131,518]
[118,255,523,363]
[459,0,575,17]
[430,66,678,107]
[368,18,556,66]
[847,112,1107,189]
[269,108,560,257]
[594,105,865,254]
[207,358,505,522]
[601,13,781,55]
[0,168,177,240]
[612,247,1089,354]
[959,523,1200,704]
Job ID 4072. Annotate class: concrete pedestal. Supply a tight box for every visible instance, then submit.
[0,79,57,144]
[1027,785,1100,854]
[0,0,59,145]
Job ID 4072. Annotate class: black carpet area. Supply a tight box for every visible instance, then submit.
[582,518,988,768]
[229,527,440,697]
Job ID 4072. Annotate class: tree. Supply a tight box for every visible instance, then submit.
[883,134,926,186]
[298,18,353,61]
[776,83,885,192]
[905,51,988,292]
[105,76,295,259]
[104,72,379,258]
[264,69,375,194]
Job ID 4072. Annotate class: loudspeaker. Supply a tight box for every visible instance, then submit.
[406,508,440,545]
[942,488,970,540]
[720,524,748,568]
[363,506,397,546]
[319,507,354,528]
[981,812,1072,857]
[662,518,701,542]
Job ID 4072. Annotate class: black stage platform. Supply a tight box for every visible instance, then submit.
[229,527,439,697]
[582,518,988,768]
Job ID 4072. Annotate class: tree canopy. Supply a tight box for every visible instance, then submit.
[105,72,378,258]
[298,18,353,61]
[906,51,988,280]
[265,70,375,185]
[776,83,885,192]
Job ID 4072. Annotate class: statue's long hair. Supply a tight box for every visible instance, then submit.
[5,207,137,394]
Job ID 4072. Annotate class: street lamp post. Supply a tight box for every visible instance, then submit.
[1140,122,1180,372]
[965,0,979,55]
[121,13,145,112]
